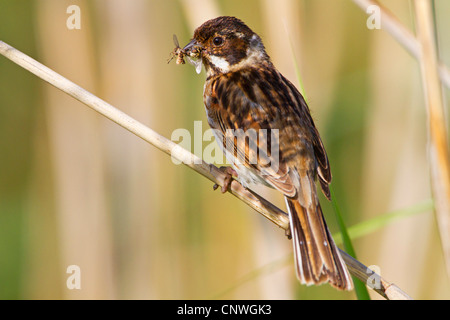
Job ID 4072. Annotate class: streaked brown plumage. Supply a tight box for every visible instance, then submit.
[180,16,353,290]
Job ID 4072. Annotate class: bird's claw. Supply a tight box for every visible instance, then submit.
[213,166,237,193]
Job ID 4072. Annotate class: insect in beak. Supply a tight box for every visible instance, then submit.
[168,36,203,74]
[167,34,186,65]
[182,39,203,74]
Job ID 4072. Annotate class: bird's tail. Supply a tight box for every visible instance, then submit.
[285,177,353,290]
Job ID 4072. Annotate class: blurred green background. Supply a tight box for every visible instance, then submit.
[0,0,448,299]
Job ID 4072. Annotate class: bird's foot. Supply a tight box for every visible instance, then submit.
[213,166,238,193]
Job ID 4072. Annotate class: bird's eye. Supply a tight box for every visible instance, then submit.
[213,36,224,46]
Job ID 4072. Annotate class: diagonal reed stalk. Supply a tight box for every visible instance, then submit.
[0,40,412,300]
[352,0,450,90]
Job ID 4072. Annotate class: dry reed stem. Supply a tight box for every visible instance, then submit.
[339,251,412,300]
[352,0,450,90]
[0,40,412,300]
[414,0,450,279]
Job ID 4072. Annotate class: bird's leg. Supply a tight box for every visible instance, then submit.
[213,166,238,193]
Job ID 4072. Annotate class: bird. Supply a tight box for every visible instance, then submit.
[178,16,353,290]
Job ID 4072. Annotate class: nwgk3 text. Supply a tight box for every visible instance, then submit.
[221,304,271,315]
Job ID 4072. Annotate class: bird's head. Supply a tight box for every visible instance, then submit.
[182,16,270,76]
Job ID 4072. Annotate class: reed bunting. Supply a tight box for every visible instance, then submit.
[174,16,353,290]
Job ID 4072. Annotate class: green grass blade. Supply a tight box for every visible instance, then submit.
[329,186,371,300]
[332,198,434,245]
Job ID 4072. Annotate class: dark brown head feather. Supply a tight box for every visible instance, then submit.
[193,16,254,43]
[191,16,270,72]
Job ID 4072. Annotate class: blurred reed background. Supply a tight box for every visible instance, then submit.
[0,0,448,299]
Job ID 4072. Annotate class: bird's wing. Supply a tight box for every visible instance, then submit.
[204,67,331,198]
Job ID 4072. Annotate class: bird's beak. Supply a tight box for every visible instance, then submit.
[183,39,202,56]
[182,39,203,74]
